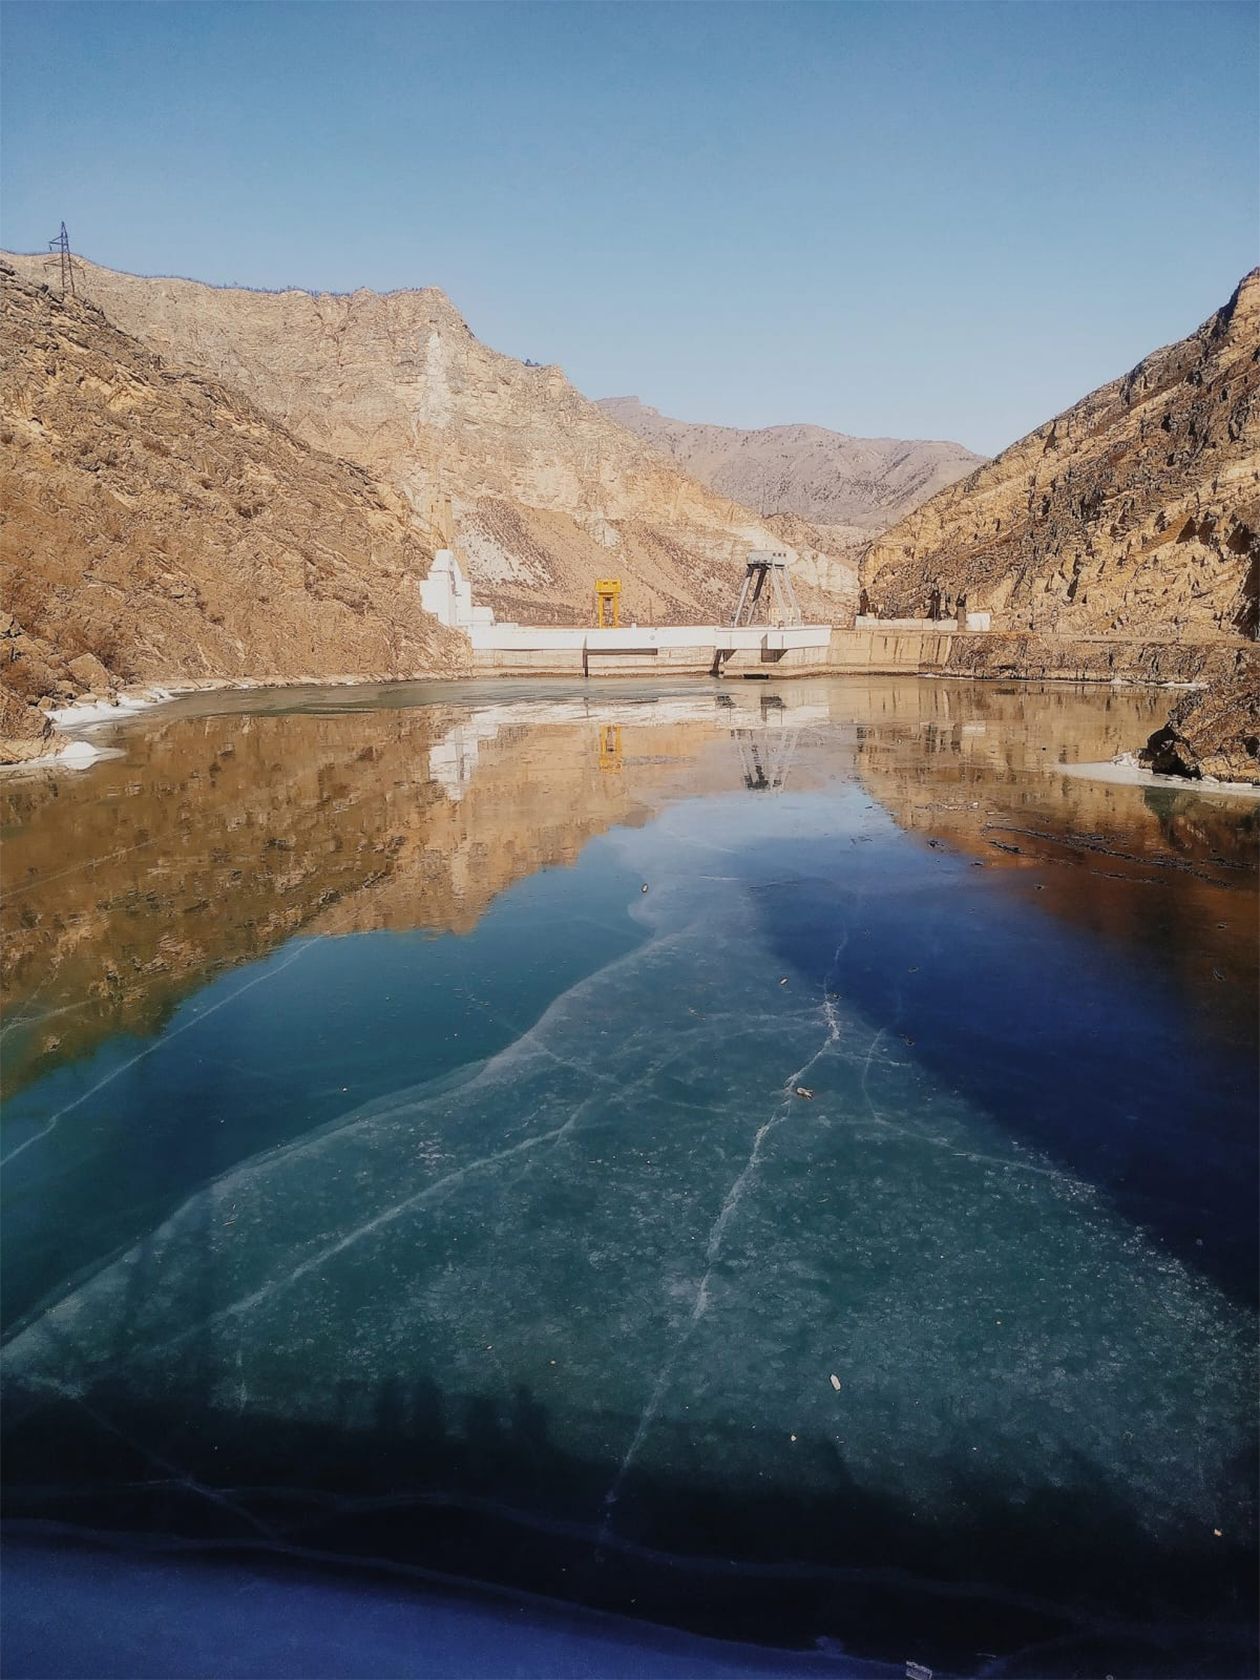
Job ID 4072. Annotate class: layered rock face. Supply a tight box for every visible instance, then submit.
[0,624,71,762]
[2,253,857,625]
[0,265,470,757]
[598,395,984,550]
[935,632,1259,687]
[1140,677,1260,785]
[863,272,1260,640]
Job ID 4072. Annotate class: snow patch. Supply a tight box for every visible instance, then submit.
[1062,758,1260,799]
[49,687,175,730]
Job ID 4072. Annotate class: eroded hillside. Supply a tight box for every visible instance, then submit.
[0,265,467,757]
[597,396,984,548]
[2,253,857,625]
[863,271,1260,639]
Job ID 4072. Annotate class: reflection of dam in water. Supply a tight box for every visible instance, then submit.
[1,685,834,1093]
[427,688,829,799]
[728,691,820,790]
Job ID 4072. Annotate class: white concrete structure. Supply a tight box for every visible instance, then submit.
[418,548,831,674]
[855,615,960,632]
[464,623,828,655]
[419,549,497,632]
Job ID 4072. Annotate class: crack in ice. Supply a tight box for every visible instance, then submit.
[597,947,847,1542]
[13,1373,279,1544]
[0,942,318,1170]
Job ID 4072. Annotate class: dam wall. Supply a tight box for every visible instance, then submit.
[469,625,961,678]
[827,629,957,673]
[466,621,1257,687]
[426,548,1255,686]
[469,624,837,677]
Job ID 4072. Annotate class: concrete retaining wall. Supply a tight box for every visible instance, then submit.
[827,629,956,672]
[467,626,1258,685]
[470,623,836,677]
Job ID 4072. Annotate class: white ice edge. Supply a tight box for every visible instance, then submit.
[1061,758,1260,800]
[0,687,179,775]
[47,687,177,729]
[0,739,128,774]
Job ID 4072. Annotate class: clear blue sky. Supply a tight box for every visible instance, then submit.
[2,1,1255,454]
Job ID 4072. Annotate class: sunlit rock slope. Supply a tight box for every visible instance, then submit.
[2,252,857,626]
[598,395,984,550]
[0,264,468,758]
[863,271,1260,640]
[1140,674,1260,785]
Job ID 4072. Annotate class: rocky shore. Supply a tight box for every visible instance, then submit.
[1140,675,1260,786]
[0,264,469,765]
[935,632,1258,686]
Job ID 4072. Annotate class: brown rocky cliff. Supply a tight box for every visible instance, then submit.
[1,253,856,624]
[862,272,1260,640]
[0,265,468,757]
[1140,676,1260,785]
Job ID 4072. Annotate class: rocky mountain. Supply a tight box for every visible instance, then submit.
[1140,675,1260,785]
[863,271,1260,640]
[0,264,469,759]
[2,253,857,626]
[596,396,985,549]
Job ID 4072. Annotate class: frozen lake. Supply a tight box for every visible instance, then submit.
[2,677,1256,1677]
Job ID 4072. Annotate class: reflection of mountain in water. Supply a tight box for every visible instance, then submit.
[6,679,1255,1094]
[0,687,820,1092]
[852,679,1258,1047]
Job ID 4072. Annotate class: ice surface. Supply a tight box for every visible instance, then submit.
[1062,759,1260,800]
[2,1539,898,1680]
[2,679,1255,1673]
[6,801,1253,1556]
[48,688,175,730]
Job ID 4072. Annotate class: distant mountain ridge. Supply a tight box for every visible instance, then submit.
[596,395,985,548]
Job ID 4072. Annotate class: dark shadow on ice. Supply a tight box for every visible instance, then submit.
[754,836,1259,1308]
[2,1364,1256,1679]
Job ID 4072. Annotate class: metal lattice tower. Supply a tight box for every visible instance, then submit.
[730,548,802,629]
[732,693,802,791]
[48,223,77,297]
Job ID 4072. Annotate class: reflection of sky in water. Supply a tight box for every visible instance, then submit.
[1,679,1256,1677]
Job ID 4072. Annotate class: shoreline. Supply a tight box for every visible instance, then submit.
[1061,758,1260,801]
[3,663,1253,800]
[48,685,179,731]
